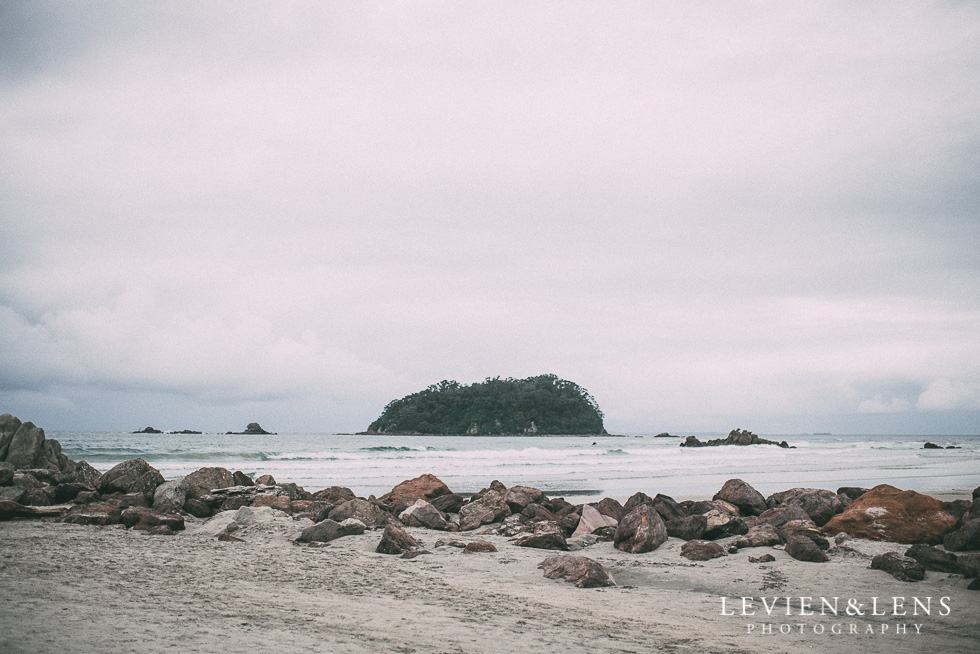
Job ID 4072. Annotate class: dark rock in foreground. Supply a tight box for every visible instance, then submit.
[538,554,615,588]
[680,539,726,561]
[944,518,980,552]
[784,535,828,562]
[511,523,569,550]
[376,524,420,555]
[97,458,165,503]
[614,505,667,554]
[904,543,960,574]
[870,552,925,582]
[297,518,366,543]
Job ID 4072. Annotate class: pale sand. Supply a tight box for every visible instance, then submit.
[1,512,977,654]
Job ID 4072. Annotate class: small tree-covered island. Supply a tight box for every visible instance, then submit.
[362,374,607,436]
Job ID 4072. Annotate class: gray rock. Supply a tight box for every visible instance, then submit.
[97,458,165,503]
[153,478,190,513]
[957,552,980,578]
[0,414,22,461]
[399,499,448,530]
[538,554,615,588]
[714,479,767,516]
[3,422,47,470]
[680,539,727,561]
[944,518,980,552]
[297,518,366,543]
[0,486,26,503]
[0,462,13,486]
[459,490,511,531]
[614,504,668,554]
[183,467,235,499]
[55,460,102,488]
[571,504,618,537]
[329,498,399,528]
[592,497,625,522]
[870,552,925,582]
[765,488,842,526]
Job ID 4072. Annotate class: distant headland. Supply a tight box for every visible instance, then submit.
[360,374,607,436]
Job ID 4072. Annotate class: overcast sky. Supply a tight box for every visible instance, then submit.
[1,2,978,434]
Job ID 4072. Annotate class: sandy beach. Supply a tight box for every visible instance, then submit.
[2,503,977,654]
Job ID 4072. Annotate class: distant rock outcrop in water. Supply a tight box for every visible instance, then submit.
[226,423,275,435]
[679,428,792,449]
[362,374,607,436]
[132,426,162,434]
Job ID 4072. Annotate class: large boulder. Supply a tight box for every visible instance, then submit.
[2,420,67,471]
[943,518,980,552]
[613,504,668,554]
[183,467,235,499]
[870,552,925,582]
[376,524,420,555]
[714,479,767,516]
[512,523,568,550]
[538,554,615,588]
[153,478,190,513]
[779,520,830,550]
[766,488,842,526]
[297,518,366,543]
[382,474,452,505]
[572,504,618,537]
[97,458,165,503]
[328,498,398,528]
[822,485,958,545]
[622,492,656,516]
[399,499,449,530]
[0,414,22,461]
[430,492,466,515]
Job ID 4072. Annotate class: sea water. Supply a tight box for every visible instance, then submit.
[51,431,980,501]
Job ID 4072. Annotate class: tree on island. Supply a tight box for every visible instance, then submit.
[364,374,606,435]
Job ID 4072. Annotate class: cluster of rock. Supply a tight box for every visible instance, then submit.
[2,412,978,590]
[679,429,791,448]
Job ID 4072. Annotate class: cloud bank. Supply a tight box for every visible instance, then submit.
[1,2,978,433]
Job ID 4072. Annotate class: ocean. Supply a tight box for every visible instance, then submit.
[51,431,980,502]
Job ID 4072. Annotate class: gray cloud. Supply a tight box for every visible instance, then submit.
[1,2,979,433]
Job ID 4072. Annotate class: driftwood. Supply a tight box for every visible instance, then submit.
[0,500,69,521]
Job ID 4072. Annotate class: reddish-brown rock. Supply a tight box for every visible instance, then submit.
[381,474,451,504]
[821,484,958,545]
